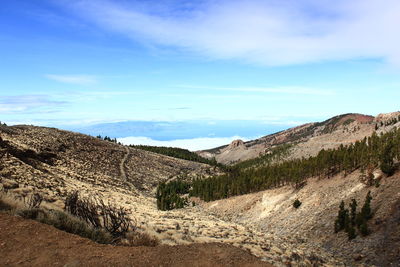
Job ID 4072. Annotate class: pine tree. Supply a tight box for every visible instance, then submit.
[380,142,395,176]
[350,199,357,226]
[359,220,369,236]
[361,191,372,220]
[335,201,348,232]
[347,224,357,240]
[354,191,373,236]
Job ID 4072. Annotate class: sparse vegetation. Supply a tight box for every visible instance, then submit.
[343,118,355,125]
[375,116,400,129]
[234,144,292,170]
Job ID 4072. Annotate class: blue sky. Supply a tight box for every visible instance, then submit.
[1,0,400,149]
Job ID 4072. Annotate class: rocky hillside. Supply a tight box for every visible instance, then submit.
[0,124,217,199]
[198,112,400,165]
[202,169,400,266]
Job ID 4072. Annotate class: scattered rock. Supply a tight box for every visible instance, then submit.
[2,179,19,190]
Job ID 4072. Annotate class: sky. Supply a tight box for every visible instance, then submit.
[1,0,400,150]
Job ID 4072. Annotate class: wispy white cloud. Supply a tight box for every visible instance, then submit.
[45,74,98,85]
[118,135,251,151]
[0,95,67,114]
[176,85,334,96]
[61,0,400,66]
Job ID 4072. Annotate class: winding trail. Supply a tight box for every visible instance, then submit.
[119,146,130,181]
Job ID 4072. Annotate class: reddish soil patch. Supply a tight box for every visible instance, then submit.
[339,114,374,124]
[0,213,271,267]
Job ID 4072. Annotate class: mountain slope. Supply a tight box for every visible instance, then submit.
[198,112,400,165]
[202,170,400,266]
[0,124,216,199]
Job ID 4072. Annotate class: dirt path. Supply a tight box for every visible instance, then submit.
[120,146,130,181]
[0,213,271,267]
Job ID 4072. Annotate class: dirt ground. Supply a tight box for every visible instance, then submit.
[0,213,272,267]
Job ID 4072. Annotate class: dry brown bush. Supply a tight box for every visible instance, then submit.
[64,191,135,240]
[26,193,43,209]
[124,231,159,247]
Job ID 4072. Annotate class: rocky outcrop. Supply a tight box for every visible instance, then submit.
[375,111,400,122]
[228,139,245,149]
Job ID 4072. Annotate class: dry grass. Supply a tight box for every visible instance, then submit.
[124,231,159,247]
[0,191,24,212]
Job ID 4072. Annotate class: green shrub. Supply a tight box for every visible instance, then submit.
[293,199,302,209]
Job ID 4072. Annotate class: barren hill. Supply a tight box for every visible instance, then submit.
[198,112,400,165]
[0,124,216,199]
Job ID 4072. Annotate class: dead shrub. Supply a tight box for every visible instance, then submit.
[26,193,43,209]
[97,198,134,239]
[65,191,101,228]
[64,191,135,240]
